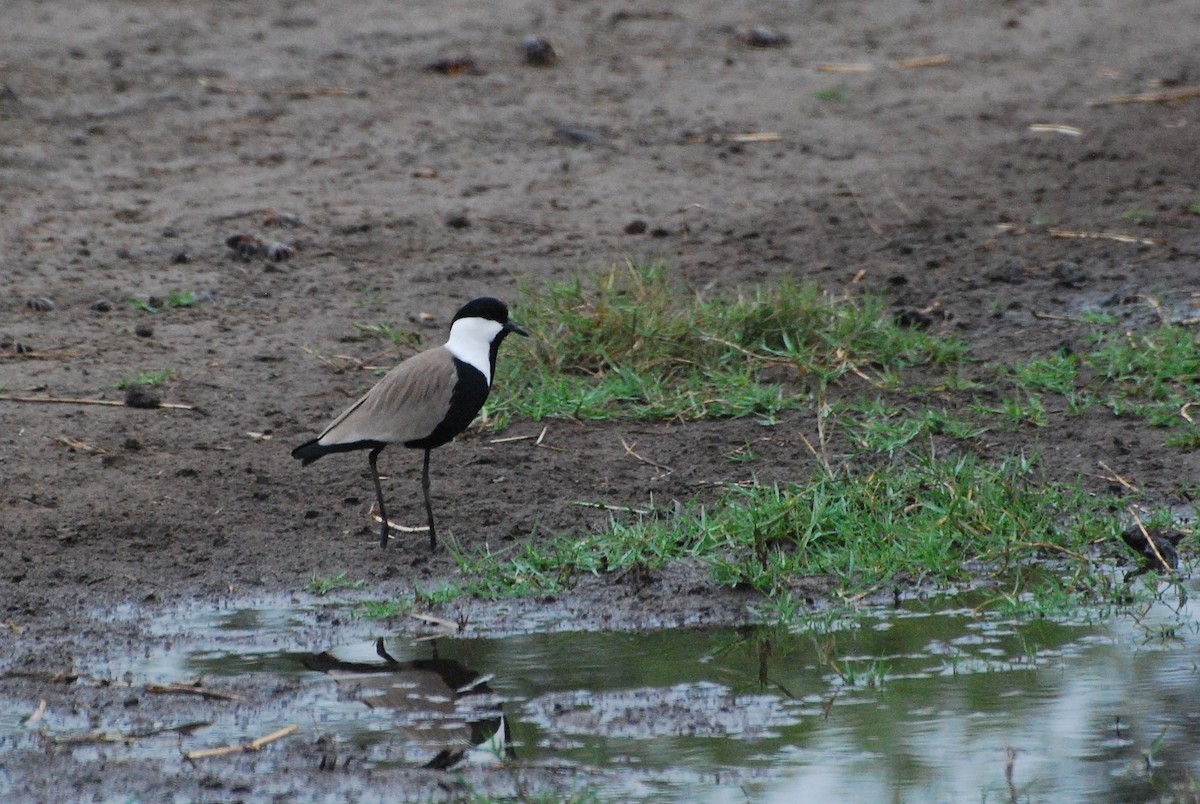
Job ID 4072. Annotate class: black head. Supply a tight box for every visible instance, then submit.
[452,297,528,337]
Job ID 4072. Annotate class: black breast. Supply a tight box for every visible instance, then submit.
[405,359,490,450]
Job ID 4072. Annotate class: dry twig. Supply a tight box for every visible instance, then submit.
[1097,462,1139,492]
[53,436,110,455]
[0,394,197,411]
[1127,509,1170,572]
[24,699,47,727]
[892,54,951,69]
[845,181,886,238]
[410,611,462,632]
[1048,228,1156,246]
[619,437,673,476]
[185,724,300,760]
[370,509,429,533]
[1028,123,1083,136]
[816,62,873,73]
[1088,86,1200,107]
[146,683,244,702]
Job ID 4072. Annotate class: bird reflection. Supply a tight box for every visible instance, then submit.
[303,638,511,769]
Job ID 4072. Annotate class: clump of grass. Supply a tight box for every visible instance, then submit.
[307,572,366,596]
[490,263,967,424]
[116,368,173,388]
[840,399,989,455]
[1002,324,1200,447]
[443,451,1128,609]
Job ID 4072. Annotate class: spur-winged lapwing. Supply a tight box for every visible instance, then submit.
[292,297,527,550]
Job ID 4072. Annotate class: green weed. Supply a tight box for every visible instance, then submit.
[307,572,366,596]
[167,289,197,308]
[116,369,173,388]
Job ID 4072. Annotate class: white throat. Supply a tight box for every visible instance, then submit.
[445,316,503,383]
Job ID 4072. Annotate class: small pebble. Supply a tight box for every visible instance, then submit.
[26,297,56,312]
[90,299,113,312]
[554,127,603,144]
[227,234,266,260]
[134,323,154,338]
[262,211,303,228]
[266,241,295,262]
[445,214,472,229]
[741,25,790,48]
[171,251,190,264]
[624,219,648,235]
[521,35,558,67]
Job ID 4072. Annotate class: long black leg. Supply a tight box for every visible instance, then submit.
[368,447,389,548]
[421,448,437,551]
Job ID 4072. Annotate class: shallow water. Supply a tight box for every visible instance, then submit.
[11,579,1200,801]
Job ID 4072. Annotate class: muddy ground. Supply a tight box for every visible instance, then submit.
[3,0,1200,799]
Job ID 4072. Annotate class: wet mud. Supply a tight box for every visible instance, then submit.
[3,0,1200,798]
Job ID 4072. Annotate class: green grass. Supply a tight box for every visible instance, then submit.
[129,290,200,313]
[438,451,1130,607]
[488,263,967,426]
[1002,324,1200,447]
[307,572,366,596]
[116,368,173,388]
[814,87,850,102]
[840,399,988,455]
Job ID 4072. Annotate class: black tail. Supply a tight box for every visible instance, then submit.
[292,438,388,466]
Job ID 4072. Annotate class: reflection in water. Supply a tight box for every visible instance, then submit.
[69,576,1200,801]
[302,638,510,770]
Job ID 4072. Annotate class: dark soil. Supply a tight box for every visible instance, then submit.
[3,0,1200,798]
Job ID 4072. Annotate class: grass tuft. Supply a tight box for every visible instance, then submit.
[307,572,366,596]
[490,263,966,425]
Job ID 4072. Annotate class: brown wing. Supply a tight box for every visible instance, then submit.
[317,347,457,447]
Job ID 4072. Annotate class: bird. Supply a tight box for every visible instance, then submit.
[292,297,527,550]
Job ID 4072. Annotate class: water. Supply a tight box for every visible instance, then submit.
[10,581,1200,801]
